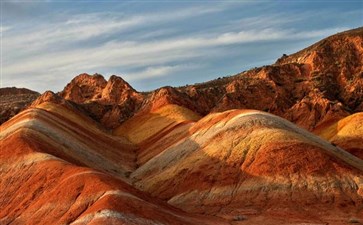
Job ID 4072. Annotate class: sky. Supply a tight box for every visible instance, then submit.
[1,0,362,93]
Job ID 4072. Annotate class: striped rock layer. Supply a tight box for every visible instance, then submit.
[1,102,363,224]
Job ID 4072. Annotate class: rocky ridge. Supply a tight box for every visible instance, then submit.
[46,27,363,131]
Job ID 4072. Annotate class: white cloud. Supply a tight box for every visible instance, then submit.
[0,26,11,33]
[124,64,201,81]
[3,26,347,79]
[1,0,356,92]
[3,5,228,54]
[3,15,143,52]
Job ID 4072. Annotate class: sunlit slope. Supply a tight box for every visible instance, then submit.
[114,104,201,144]
[0,102,227,225]
[1,102,137,178]
[0,131,226,225]
[131,110,363,221]
[137,122,194,166]
[316,112,363,159]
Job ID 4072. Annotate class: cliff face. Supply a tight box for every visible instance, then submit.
[0,87,40,124]
[176,28,362,130]
[274,27,363,129]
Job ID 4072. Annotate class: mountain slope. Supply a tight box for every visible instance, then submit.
[1,101,136,178]
[114,104,200,144]
[0,101,227,225]
[131,110,363,224]
[114,104,201,166]
[2,99,362,224]
[315,112,363,159]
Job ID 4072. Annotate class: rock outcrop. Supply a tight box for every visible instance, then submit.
[59,74,144,128]
[0,87,40,124]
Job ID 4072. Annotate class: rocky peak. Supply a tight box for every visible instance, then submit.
[272,27,363,115]
[101,75,140,105]
[141,86,195,113]
[275,28,363,69]
[30,91,65,107]
[59,73,107,103]
[56,74,144,129]
[274,27,363,89]
[59,73,142,106]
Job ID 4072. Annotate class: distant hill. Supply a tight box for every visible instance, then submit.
[0,87,40,124]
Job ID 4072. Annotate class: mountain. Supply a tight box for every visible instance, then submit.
[1,27,363,224]
[0,102,226,225]
[58,74,144,128]
[130,109,363,223]
[0,87,40,124]
[54,28,363,131]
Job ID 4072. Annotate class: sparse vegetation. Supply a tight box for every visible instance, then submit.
[348,218,361,223]
[232,215,247,221]
[294,77,307,83]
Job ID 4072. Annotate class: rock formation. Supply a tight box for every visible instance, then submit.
[59,74,143,128]
[49,28,363,131]
[1,27,363,224]
[130,109,363,224]
[0,87,40,124]
[0,102,226,225]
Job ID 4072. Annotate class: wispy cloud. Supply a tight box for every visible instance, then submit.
[3,4,227,53]
[124,64,201,81]
[0,26,11,33]
[2,1,360,92]
[3,26,347,78]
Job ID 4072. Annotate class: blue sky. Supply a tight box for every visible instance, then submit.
[1,0,362,92]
